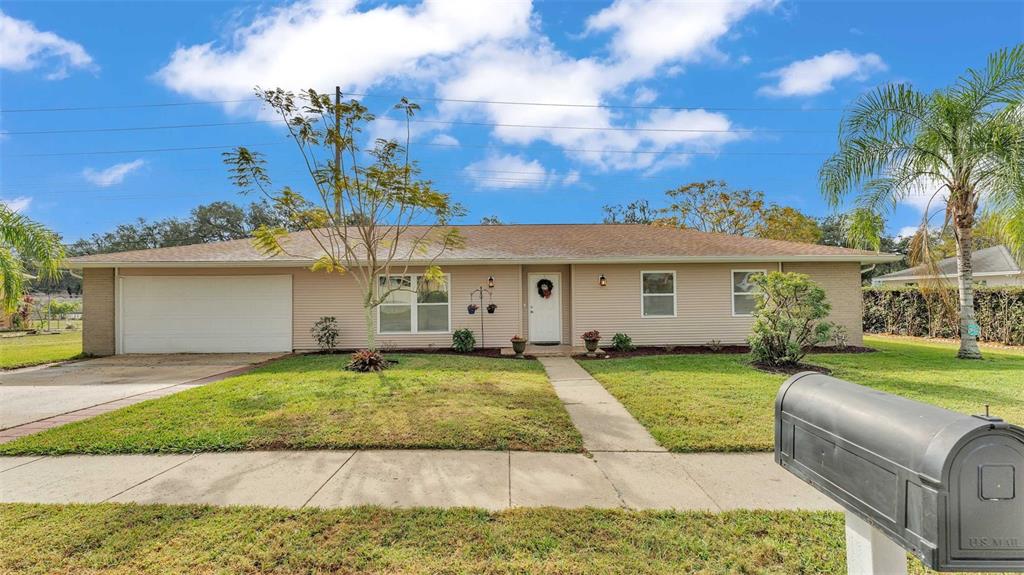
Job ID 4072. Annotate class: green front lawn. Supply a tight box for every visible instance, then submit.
[0,504,867,574]
[0,331,83,369]
[582,336,1024,452]
[0,354,582,454]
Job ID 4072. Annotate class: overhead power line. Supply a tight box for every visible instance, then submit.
[4,139,830,159]
[0,98,257,113]
[0,91,845,115]
[1,117,833,136]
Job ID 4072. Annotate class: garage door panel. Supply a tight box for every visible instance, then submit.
[120,276,292,353]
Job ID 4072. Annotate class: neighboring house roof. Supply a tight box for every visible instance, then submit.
[66,224,900,267]
[874,245,1022,282]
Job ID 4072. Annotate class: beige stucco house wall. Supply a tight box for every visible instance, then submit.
[82,260,864,354]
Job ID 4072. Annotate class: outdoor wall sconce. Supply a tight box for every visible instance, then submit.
[487,276,495,288]
[599,274,607,287]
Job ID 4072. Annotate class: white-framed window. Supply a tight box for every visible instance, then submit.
[641,270,676,317]
[377,274,450,334]
[732,269,766,317]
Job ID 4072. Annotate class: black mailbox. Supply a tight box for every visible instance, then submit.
[775,372,1024,572]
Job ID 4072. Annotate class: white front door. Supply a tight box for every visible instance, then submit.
[528,272,561,343]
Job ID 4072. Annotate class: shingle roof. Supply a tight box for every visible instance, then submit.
[66,224,899,267]
[876,245,1022,280]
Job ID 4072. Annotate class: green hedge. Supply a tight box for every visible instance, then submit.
[863,287,1024,345]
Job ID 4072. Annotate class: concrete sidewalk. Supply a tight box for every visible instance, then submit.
[539,357,665,452]
[0,450,837,511]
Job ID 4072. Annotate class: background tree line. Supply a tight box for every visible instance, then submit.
[29,200,298,294]
[602,179,1004,283]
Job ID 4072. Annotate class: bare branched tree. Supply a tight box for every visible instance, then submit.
[224,88,464,351]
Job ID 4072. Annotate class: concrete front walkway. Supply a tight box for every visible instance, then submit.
[0,451,837,511]
[539,357,664,452]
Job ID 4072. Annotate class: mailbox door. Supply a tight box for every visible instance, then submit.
[947,434,1024,567]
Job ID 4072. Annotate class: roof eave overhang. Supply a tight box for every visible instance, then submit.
[874,270,1023,281]
[67,253,903,269]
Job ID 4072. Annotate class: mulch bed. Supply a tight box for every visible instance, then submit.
[307,348,534,360]
[750,362,833,376]
[576,344,875,360]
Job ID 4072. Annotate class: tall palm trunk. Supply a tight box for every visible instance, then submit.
[955,225,982,359]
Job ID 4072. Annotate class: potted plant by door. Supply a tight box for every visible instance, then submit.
[510,335,527,358]
[581,330,601,355]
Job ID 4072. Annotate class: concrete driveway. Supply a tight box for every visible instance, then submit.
[0,354,282,430]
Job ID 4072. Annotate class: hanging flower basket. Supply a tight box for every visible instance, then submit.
[467,304,479,315]
[487,303,497,314]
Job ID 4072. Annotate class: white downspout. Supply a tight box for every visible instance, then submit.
[114,267,121,354]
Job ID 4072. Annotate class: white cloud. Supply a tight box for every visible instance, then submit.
[1,196,32,213]
[438,42,744,170]
[158,0,769,171]
[585,0,776,74]
[900,174,949,215]
[632,86,657,105]
[82,159,146,187]
[562,170,581,186]
[896,226,921,239]
[759,50,886,97]
[431,133,460,147]
[0,11,95,79]
[463,153,551,189]
[157,0,531,106]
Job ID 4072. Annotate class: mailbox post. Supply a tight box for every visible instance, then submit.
[775,372,1024,573]
[845,512,908,575]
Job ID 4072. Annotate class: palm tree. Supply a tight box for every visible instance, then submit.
[0,204,65,313]
[821,45,1024,359]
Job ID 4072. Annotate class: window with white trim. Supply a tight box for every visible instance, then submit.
[641,271,675,317]
[377,274,450,333]
[732,270,766,316]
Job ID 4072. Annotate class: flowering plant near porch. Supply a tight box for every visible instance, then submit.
[224,88,464,357]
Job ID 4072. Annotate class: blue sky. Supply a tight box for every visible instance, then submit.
[1,0,1021,242]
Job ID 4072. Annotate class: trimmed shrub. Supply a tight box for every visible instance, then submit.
[863,287,1024,345]
[452,329,476,353]
[310,317,340,352]
[611,332,635,352]
[748,272,834,367]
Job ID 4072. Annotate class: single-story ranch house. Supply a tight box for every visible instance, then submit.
[872,244,1023,287]
[66,224,900,355]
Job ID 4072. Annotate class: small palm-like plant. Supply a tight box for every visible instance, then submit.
[1,205,65,312]
[820,45,1024,359]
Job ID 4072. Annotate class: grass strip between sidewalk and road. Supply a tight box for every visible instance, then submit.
[0,503,961,575]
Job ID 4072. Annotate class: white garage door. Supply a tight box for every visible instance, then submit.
[120,275,292,353]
